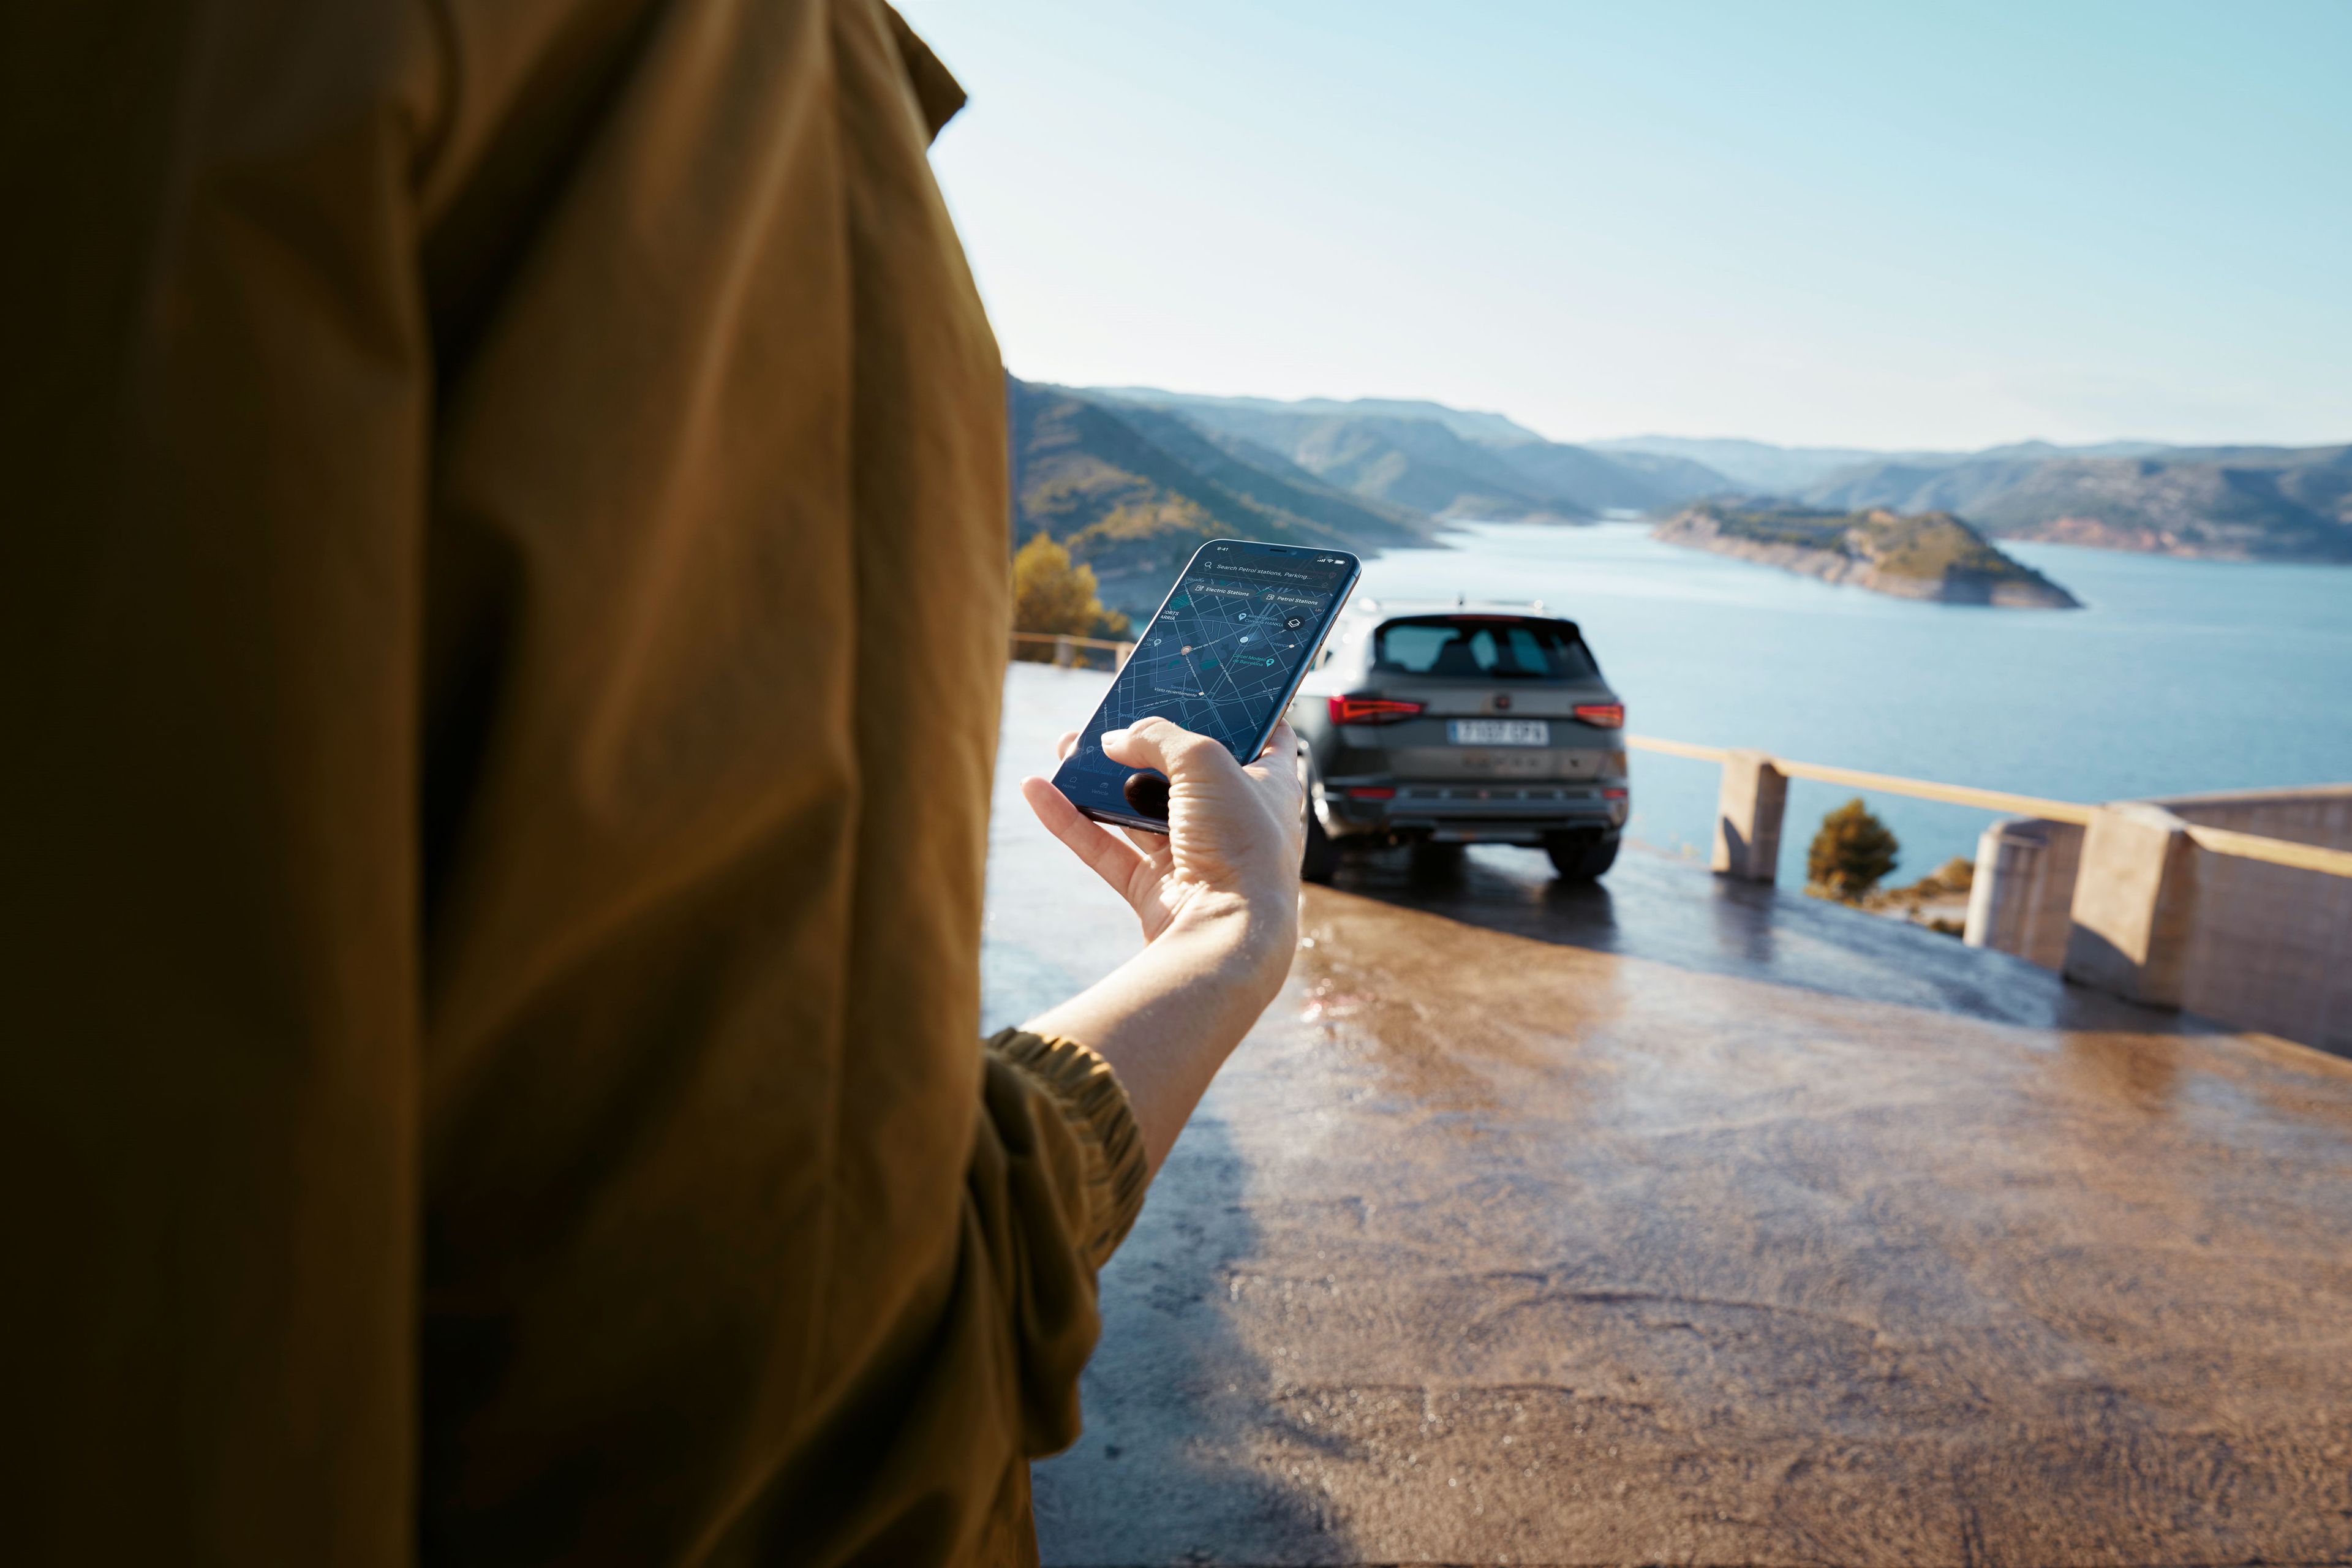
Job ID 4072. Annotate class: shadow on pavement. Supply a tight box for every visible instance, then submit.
[1030,1112,1358,1566]
[1325,840,2209,1038]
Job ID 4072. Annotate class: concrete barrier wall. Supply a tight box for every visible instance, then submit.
[2160,785,2352,851]
[1970,785,2352,1058]
[2164,786,2352,1055]
[2177,844,2352,1054]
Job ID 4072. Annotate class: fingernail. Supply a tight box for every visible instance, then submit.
[1102,728,1128,745]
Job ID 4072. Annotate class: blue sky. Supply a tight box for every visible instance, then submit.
[894,0,2352,450]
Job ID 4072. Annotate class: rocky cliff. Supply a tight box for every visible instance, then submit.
[1654,504,2080,608]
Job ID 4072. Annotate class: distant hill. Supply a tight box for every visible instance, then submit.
[1006,379,1434,614]
[1594,435,2176,495]
[1590,437,1894,494]
[1804,445,2352,561]
[1801,454,2069,518]
[1093,388,1736,519]
[1091,389,1549,450]
[1654,503,2080,608]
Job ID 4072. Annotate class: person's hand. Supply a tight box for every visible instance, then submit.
[1019,721,1307,1172]
[1020,719,1305,948]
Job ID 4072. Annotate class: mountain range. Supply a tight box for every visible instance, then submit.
[1093,388,1726,520]
[1008,379,2352,611]
[1006,380,1434,611]
[1798,444,2352,560]
[1587,435,2176,494]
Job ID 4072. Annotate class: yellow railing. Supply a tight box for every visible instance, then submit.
[1009,631,1136,668]
[1626,734,2352,878]
[1627,735,2094,823]
[2179,822,2352,879]
[1621,735,1727,764]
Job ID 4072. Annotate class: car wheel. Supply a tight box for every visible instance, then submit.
[1302,809,1341,883]
[1545,832,1619,881]
[1408,840,1466,879]
[1297,746,1342,884]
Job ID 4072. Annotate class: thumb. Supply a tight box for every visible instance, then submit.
[1100,717,1242,788]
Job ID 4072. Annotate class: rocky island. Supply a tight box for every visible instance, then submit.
[1654,502,2080,608]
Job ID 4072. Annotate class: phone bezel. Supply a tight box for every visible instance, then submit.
[1049,538,1363,835]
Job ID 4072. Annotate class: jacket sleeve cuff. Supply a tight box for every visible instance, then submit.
[983,1028,1148,1268]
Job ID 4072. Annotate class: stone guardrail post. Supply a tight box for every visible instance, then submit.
[1052,635,1076,668]
[2062,802,2199,1007]
[1711,749,1788,883]
[1964,818,2085,970]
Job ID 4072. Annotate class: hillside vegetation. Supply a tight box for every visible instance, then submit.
[1654,503,2080,607]
[1007,379,1432,614]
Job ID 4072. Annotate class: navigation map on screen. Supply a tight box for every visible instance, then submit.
[1054,543,1358,819]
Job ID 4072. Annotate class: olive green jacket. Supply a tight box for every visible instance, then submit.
[2,1,1144,1561]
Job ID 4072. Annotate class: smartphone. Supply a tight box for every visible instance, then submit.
[1050,538,1362,833]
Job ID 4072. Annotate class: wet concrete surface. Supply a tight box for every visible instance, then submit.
[985,665,2352,1567]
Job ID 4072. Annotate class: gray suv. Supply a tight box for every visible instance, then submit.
[1289,600,1629,882]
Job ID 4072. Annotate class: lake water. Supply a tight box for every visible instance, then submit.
[1351,522,2352,886]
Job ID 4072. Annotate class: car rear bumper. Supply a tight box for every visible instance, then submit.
[1317,780,1629,844]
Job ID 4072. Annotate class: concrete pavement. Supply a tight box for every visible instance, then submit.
[984,663,2352,1567]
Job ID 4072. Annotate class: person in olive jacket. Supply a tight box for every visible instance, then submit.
[1,2,1303,1562]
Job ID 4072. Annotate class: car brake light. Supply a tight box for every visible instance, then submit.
[1574,703,1624,729]
[1345,786,1396,801]
[1329,695,1423,725]
[1603,787,1628,801]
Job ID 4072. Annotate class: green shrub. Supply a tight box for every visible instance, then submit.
[1807,797,1899,901]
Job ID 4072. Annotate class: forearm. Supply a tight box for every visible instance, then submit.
[1024,891,1295,1175]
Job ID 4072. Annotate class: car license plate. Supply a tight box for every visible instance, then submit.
[1449,718,1548,746]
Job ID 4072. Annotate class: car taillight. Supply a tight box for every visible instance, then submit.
[1603,787,1628,801]
[1574,703,1624,729]
[1329,695,1423,725]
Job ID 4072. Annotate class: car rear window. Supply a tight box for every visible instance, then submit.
[1373,617,1599,680]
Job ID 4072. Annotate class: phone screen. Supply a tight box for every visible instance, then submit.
[1050,538,1362,831]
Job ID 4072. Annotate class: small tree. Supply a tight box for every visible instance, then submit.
[1010,530,1132,642]
[1807,797,1899,901]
